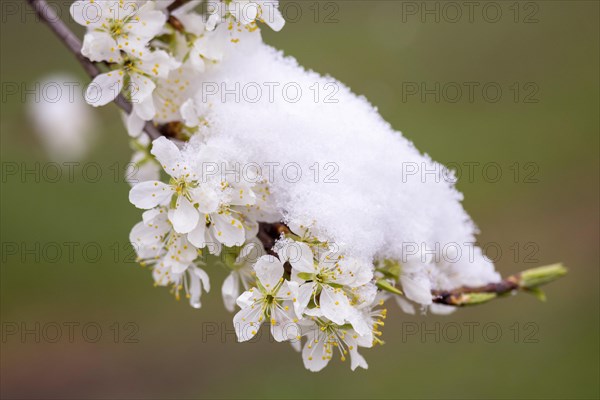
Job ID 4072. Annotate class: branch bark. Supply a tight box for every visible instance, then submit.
[167,0,194,13]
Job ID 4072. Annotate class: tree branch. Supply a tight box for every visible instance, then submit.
[167,0,194,13]
[27,0,162,140]
[431,263,567,306]
[256,224,566,307]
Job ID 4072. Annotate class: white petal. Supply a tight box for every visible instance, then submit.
[262,7,285,31]
[276,280,299,302]
[212,212,245,247]
[142,207,164,224]
[270,302,299,342]
[302,334,330,372]
[180,99,200,127]
[295,283,314,316]
[150,137,182,177]
[189,44,207,72]
[130,73,156,110]
[170,260,190,275]
[206,12,220,31]
[231,0,258,25]
[222,272,240,312]
[129,2,167,38]
[346,309,371,337]
[319,286,351,325]
[188,270,203,309]
[190,185,219,214]
[194,267,211,292]
[400,273,433,305]
[227,184,257,207]
[70,1,105,28]
[129,220,158,247]
[187,219,208,248]
[81,31,120,63]
[85,71,124,107]
[395,296,416,315]
[175,9,206,35]
[277,241,315,274]
[129,181,172,209]
[429,303,456,315]
[169,196,199,233]
[126,111,145,137]
[349,348,368,371]
[138,50,180,79]
[233,303,264,342]
[237,288,261,308]
[253,255,284,292]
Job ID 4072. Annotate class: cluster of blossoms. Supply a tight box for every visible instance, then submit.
[68,0,509,372]
[233,231,388,371]
[70,0,284,174]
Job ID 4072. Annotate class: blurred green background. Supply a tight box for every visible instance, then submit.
[1,1,598,399]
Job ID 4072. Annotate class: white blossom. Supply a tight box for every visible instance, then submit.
[233,255,299,342]
[277,240,373,333]
[206,0,285,32]
[71,0,167,60]
[222,239,264,312]
[84,49,179,111]
[300,317,371,372]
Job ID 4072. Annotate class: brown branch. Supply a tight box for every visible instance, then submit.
[431,278,520,306]
[167,0,194,13]
[27,0,163,140]
[256,224,566,307]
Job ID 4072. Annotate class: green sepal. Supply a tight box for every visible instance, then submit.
[297,272,315,281]
[376,279,403,295]
[462,292,497,305]
[525,287,547,302]
[376,259,401,280]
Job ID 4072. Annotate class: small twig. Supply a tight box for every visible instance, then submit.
[27,0,162,140]
[167,0,194,13]
[256,224,566,307]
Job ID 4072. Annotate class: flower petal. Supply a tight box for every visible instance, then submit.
[233,301,264,342]
[319,286,351,325]
[169,196,199,233]
[253,255,284,292]
[262,7,285,32]
[81,31,120,63]
[277,240,315,274]
[212,212,245,247]
[150,136,182,177]
[85,71,124,107]
[400,273,433,305]
[129,181,172,209]
[222,272,240,312]
[126,110,145,137]
[187,218,208,248]
[302,332,330,372]
[270,301,300,342]
[130,73,157,106]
